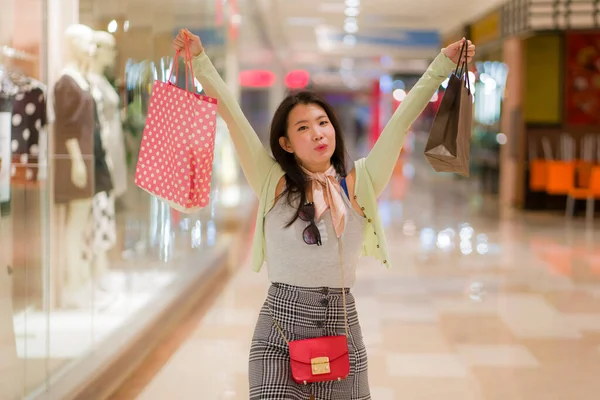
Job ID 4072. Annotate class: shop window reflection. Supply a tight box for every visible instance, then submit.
[206,220,217,247]
[191,220,202,248]
[0,7,248,394]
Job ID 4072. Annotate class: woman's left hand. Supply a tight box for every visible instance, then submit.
[443,38,476,65]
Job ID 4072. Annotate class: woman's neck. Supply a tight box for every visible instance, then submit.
[300,161,332,174]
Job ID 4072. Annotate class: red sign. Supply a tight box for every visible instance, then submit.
[228,0,240,40]
[285,70,310,89]
[369,80,381,148]
[239,70,276,88]
[216,0,223,26]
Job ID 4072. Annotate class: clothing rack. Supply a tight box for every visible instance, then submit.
[0,46,36,62]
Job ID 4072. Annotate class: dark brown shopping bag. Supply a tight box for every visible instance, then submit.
[425,40,473,177]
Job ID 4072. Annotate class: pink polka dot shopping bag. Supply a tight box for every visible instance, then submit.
[135,43,218,213]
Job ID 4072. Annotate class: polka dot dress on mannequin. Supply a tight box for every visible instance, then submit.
[0,72,49,214]
[11,84,48,183]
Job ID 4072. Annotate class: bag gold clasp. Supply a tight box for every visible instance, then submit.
[311,357,331,375]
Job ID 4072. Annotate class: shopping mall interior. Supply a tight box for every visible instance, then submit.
[1,0,600,399]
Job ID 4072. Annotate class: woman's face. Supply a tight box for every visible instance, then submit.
[279,103,336,173]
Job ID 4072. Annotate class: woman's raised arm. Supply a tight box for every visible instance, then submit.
[364,39,474,197]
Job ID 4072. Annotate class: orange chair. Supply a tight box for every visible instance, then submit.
[529,159,547,191]
[566,166,600,222]
[575,160,594,188]
[545,161,575,195]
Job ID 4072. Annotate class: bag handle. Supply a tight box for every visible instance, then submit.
[453,40,471,93]
[168,34,197,93]
[453,40,467,76]
[336,177,350,337]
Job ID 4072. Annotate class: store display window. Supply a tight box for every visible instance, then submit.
[0,1,244,398]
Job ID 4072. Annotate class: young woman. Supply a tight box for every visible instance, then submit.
[173,29,475,400]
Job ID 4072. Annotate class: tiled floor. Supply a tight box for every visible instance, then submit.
[119,154,600,400]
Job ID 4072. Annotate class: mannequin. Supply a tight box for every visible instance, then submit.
[88,30,127,198]
[87,31,121,288]
[53,24,113,307]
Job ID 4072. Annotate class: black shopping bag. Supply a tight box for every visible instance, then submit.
[424,40,473,177]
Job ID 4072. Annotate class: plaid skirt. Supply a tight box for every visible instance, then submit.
[249,283,370,400]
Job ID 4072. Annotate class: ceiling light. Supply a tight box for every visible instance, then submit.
[380,75,393,93]
[344,20,358,34]
[345,7,360,17]
[496,133,507,145]
[393,89,406,101]
[107,20,118,33]
[343,35,357,47]
[392,80,405,90]
[231,14,242,25]
[316,26,335,51]
[345,0,360,7]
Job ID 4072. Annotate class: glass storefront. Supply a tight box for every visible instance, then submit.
[1,1,247,398]
[471,58,508,194]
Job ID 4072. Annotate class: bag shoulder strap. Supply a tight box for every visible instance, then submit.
[337,237,349,337]
[268,178,351,342]
[337,177,350,337]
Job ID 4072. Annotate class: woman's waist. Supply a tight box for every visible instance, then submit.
[267,268,357,291]
[271,282,351,295]
[266,283,358,330]
[267,282,355,307]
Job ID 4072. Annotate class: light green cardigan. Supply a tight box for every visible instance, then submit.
[192,51,456,272]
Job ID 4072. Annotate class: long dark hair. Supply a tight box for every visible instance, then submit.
[269,90,348,227]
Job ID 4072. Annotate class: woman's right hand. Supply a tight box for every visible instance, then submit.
[172,29,204,59]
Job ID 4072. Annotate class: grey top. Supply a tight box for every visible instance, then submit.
[265,185,366,288]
